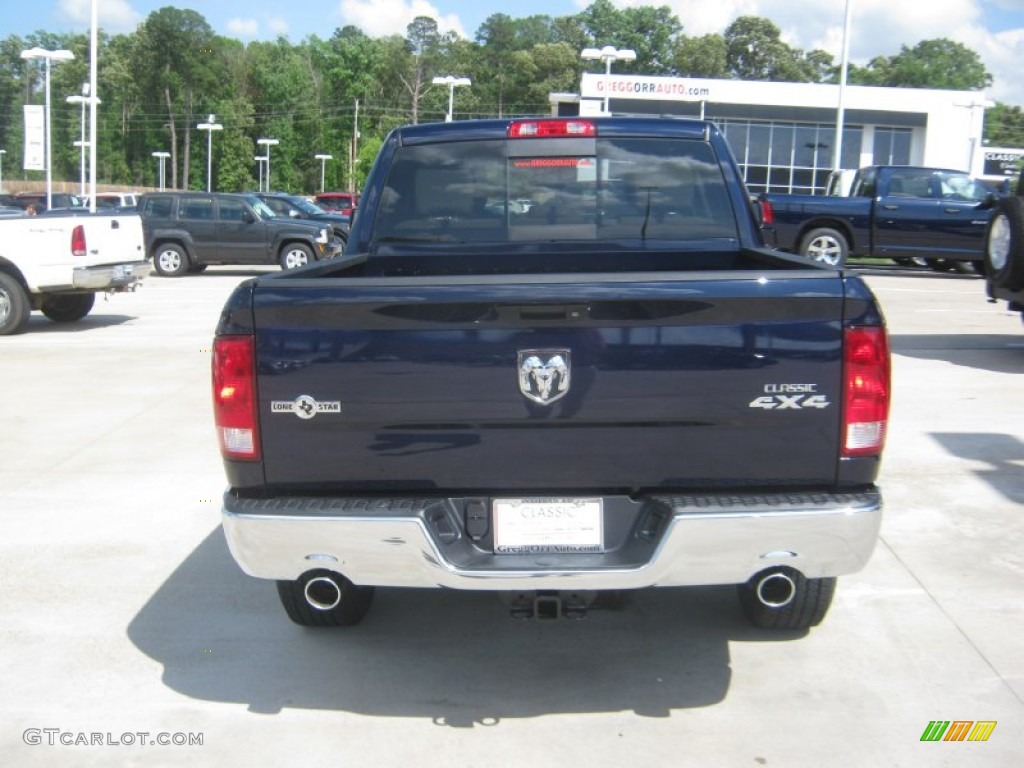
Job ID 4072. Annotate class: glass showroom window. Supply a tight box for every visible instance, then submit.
[719,118,862,195]
[872,127,912,166]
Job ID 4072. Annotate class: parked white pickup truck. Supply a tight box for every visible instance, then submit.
[0,212,149,335]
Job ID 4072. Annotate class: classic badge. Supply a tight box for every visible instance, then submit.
[518,349,571,405]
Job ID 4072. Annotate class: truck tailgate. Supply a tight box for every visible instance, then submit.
[252,272,847,491]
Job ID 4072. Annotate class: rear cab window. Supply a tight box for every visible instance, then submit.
[368,134,740,275]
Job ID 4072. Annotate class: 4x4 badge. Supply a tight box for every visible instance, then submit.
[518,349,571,405]
[271,395,341,420]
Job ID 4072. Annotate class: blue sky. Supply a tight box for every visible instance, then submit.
[11,0,1024,104]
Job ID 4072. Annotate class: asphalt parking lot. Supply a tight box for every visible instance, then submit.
[1,264,1021,767]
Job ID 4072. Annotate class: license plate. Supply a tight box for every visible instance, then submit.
[492,498,603,554]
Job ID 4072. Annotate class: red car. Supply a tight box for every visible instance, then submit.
[314,192,360,217]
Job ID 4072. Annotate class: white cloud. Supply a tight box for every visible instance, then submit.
[57,0,142,31]
[339,0,466,38]
[227,18,260,39]
[962,26,1024,104]
[267,16,290,36]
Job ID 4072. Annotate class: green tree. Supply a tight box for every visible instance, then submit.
[313,27,386,189]
[245,37,321,192]
[402,16,442,124]
[984,103,1024,147]
[519,42,580,114]
[0,36,27,183]
[476,14,517,116]
[674,34,728,79]
[803,49,836,84]
[577,0,681,74]
[724,16,817,82]
[132,8,224,190]
[852,39,992,90]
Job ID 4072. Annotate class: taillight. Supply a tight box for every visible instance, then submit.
[213,336,260,461]
[841,327,890,458]
[509,119,597,138]
[71,225,86,257]
[759,198,775,227]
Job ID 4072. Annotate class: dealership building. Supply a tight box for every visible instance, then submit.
[551,73,1006,195]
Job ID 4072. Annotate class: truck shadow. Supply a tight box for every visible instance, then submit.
[931,432,1024,505]
[25,314,135,333]
[126,528,795,723]
[889,334,1024,374]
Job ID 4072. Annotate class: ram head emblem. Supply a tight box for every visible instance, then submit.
[518,349,571,405]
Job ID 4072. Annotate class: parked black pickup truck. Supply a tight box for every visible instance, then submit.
[213,117,890,631]
[984,170,1024,323]
[762,165,998,269]
[139,192,342,276]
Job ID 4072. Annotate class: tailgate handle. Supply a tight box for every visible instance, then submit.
[110,220,120,229]
[517,305,587,321]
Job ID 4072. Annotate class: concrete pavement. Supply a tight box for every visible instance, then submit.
[1,264,1020,767]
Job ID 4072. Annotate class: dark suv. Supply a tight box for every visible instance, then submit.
[138,192,343,276]
[256,193,350,244]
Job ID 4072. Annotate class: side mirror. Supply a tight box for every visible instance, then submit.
[242,209,256,223]
[979,193,998,210]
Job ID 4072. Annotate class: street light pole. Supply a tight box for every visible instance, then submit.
[580,45,636,115]
[254,156,267,193]
[0,149,6,191]
[20,47,75,210]
[197,114,223,192]
[314,154,333,193]
[257,138,279,192]
[67,84,100,198]
[151,151,170,191]
[431,76,471,122]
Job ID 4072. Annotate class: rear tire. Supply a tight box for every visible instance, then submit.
[985,197,1024,290]
[737,569,836,630]
[799,227,848,266]
[41,293,95,323]
[0,272,31,335]
[276,570,375,627]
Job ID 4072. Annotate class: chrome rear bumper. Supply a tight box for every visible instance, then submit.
[222,489,882,589]
[73,262,149,290]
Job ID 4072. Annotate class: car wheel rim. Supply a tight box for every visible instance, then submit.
[0,290,9,323]
[158,250,181,272]
[988,215,1010,271]
[285,250,308,268]
[808,237,842,266]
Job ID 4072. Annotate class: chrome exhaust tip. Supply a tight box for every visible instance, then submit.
[303,575,342,611]
[755,570,797,608]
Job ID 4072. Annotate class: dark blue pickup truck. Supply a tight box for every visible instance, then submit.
[213,117,890,631]
[763,165,998,269]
